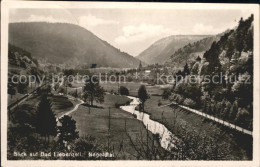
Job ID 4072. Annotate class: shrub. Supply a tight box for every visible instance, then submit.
[235,108,250,128]
[162,88,171,99]
[158,100,162,106]
[119,86,129,96]
[170,94,184,104]
[126,101,131,105]
[115,102,120,108]
[58,87,65,94]
[183,98,196,108]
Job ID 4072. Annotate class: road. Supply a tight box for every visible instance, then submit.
[160,101,252,136]
[8,83,48,111]
[56,95,84,121]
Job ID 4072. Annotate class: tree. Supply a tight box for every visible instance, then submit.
[138,61,143,70]
[207,104,212,115]
[58,87,65,94]
[196,56,201,62]
[63,69,75,94]
[73,89,78,98]
[36,95,57,142]
[8,83,16,99]
[54,83,59,91]
[30,67,41,87]
[10,104,37,136]
[138,85,149,111]
[119,86,129,96]
[235,108,250,128]
[58,115,79,144]
[183,63,190,76]
[231,72,252,108]
[83,76,105,106]
[162,88,171,99]
[203,101,207,113]
[63,69,75,76]
[17,81,28,94]
[223,101,232,119]
[229,101,238,122]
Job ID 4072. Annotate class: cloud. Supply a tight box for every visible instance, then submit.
[192,23,222,35]
[115,23,174,45]
[77,14,119,28]
[25,14,74,23]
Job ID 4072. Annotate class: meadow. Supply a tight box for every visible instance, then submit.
[143,95,252,160]
[70,94,165,159]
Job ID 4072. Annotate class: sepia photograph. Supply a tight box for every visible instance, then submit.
[1,1,259,167]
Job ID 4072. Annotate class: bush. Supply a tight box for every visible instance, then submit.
[126,101,131,105]
[58,87,65,94]
[183,98,196,108]
[72,136,107,160]
[162,88,171,99]
[115,100,131,108]
[235,108,250,128]
[158,100,162,106]
[170,94,184,104]
[119,86,129,96]
[115,102,120,108]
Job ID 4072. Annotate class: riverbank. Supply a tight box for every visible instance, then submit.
[143,95,252,160]
[120,96,178,151]
[69,94,163,159]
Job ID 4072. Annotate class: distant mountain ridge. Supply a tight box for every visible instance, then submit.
[136,35,211,65]
[9,22,141,68]
[165,34,224,70]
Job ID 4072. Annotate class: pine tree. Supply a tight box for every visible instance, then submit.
[138,85,149,111]
[8,83,16,99]
[208,104,212,115]
[36,94,57,142]
[74,89,78,98]
[58,115,79,144]
[203,101,207,113]
[183,63,190,76]
[229,101,238,122]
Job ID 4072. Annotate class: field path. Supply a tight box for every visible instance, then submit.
[57,95,84,120]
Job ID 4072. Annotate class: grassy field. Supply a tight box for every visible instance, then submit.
[143,95,252,160]
[70,82,164,96]
[14,92,75,117]
[70,94,162,159]
[8,84,40,105]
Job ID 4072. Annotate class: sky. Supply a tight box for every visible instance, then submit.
[9,8,252,56]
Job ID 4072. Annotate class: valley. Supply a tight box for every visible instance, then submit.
[7,14,254,161]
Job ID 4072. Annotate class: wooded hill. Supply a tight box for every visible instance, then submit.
[170,14,254,130]
[9,22,141,68]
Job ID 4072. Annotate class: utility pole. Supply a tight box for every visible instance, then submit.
[146,124,149,159]
[124,118,127,132]
[116,72,120,94]
[108,107,111,153]
[88,103,90,114]
[162,111,164,123]
[109,107,111,131]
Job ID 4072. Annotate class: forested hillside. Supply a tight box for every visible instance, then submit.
[9,22,141,68]
[137,35,210,65]
[166,34,222,71]
[170,14,254,130]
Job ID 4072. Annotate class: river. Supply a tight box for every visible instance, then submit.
[120,96,178,151]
